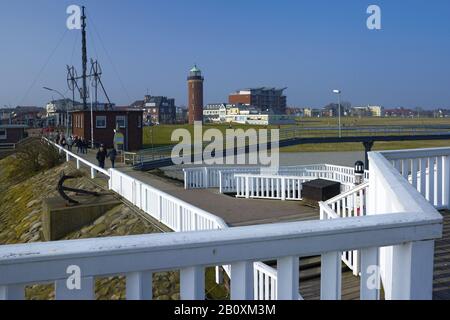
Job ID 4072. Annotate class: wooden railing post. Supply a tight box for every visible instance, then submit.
[442,155,450,209]
[231,261,254,300]
[245,176,250,199]
[360,247,380,300]
[180,267,205,300]
[126,271,153,300]
[320,251,342,300]
[178,204,183,232]
[55,276,95,300]
[277,256,299,300]
[391,240,435,300]
[281,177,286,201]
[0,284,25,300]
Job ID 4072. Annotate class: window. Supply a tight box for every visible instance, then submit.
[96,116,107,128]
[116,115,126,128]
[0,129,6,140]
[138,116,142,128]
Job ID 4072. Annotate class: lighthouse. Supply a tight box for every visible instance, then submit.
[187,65,204,124]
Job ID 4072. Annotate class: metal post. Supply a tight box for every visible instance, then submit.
[81,6,88,110]
[338,93,342,138]
[90,85,94,149]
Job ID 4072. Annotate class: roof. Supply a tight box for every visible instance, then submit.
[190,65,201,73]
[233,87,287,94]
[70,108,142,113]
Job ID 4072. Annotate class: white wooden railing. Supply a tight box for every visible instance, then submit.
[0,200,441,300]
[0,142,443,300]
[0,143,16,150]
[320,182,370,275]
[184,164,369,194]
[379,147,450,210]
[235,174,313,200]
[42,137,109,178]
[109,169,227,232]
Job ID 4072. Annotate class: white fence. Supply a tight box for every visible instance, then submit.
[379,148,450,210]
[320,182,370,275]
[0,142,442,300]
[235,174,313,201]
[0,193,441,300]
[184,164,369,194]
[109,169,227,232]
[0,143,16,150]
[42,137,109,179]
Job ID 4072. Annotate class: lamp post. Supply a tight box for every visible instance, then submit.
[43,87,70,137]
[332,89,342,138]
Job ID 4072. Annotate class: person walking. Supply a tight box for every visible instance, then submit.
[75,137,82,154]
[96,145,107,169]
[67,136,73,151]
[60,136,67,149]
[107,147,118,169]
[81,138,88,154]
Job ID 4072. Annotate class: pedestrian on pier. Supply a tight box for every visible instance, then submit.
[60,136,67,149]
[96,145,107,169]
[107,147,118,169]
[75,137,82,154]
[81,138,88,154]
[67,136,74,152]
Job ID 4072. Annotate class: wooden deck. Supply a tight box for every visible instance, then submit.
[120,167,320,227]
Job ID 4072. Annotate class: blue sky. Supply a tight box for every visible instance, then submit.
[0,0,449,109]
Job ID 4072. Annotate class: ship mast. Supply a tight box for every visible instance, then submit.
[81,6,88,110]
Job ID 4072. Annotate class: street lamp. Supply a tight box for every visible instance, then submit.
[43,87,70,137]
[332,89,342,138]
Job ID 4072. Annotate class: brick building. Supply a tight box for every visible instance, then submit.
[229,87,287,115]
[71,109,143,151]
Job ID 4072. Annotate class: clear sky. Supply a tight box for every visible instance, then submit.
[0,0,449,109]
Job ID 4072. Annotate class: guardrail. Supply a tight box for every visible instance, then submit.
[184,164,369,194]
[42,137,109,178]
[235,174,313,201]
[320,182,370,275]
[0,198,441,300]
[379,147,450,210]
[0,143,16,150]
[0,141,442,300]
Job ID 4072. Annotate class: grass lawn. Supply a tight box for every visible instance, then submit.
[143,117,450,152]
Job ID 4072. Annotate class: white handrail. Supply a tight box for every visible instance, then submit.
[320,182,370,275]
[43,137,109,177]
[1,141,443,300]
[0,208,441,300]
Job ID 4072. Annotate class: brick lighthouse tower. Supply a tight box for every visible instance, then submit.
[187,65,204,124]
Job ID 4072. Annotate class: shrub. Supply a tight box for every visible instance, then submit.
[7,139,64,180]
